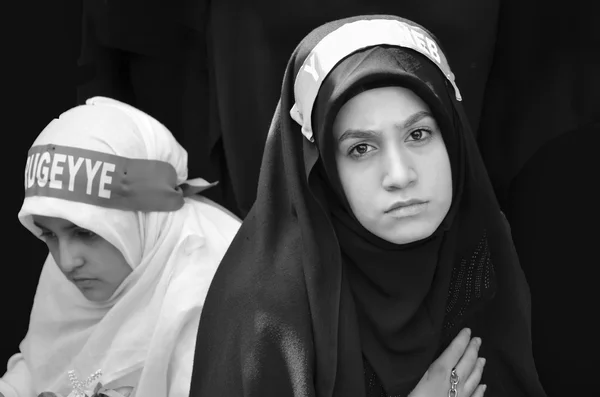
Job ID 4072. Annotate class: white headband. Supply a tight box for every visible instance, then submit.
[290,19,462,142]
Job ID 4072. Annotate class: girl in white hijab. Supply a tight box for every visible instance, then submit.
[0,97,241,397]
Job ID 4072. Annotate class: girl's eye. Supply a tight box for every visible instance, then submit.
[39,231,56,239]
[75,229,97,239]
[407,129,433,142]
[349,143,376,158]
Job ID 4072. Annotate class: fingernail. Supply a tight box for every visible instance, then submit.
[479,357,486,366]
[464,328,471,336]
[482,384,487,393]
[476,337,482,347]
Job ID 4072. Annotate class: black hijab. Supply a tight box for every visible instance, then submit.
[189,15,546,397]
[311,44,468,395]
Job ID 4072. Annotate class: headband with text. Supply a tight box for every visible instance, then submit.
[290,19,462,142]
[24,144,188,212]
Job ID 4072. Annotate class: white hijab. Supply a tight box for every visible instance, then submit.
[18,97,240,396]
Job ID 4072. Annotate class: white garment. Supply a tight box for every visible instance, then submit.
[0,97,241,397]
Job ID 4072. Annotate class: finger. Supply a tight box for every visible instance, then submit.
[436,328,471,367]
[461,357,486,396]
[471,383,487,397]
[454,336,482,381]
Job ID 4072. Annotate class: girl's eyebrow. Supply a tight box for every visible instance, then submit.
[338,128,380,143]
[33,221,77,231]
[33,221,47,230]
[338,111,433,143]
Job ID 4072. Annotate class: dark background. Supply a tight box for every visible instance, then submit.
[3,1,597,395]
[3,0,83,365]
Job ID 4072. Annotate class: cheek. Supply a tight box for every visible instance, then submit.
[429,148,453,207]
[96,245,132,281]
[113,254,133,281]
[45,242,59,261]
[338,162,378,215]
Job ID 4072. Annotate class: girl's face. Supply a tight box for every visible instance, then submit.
[32,215,132,302]
[333,86,452,244]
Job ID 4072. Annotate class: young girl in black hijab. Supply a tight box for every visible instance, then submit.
[188,15,547,397]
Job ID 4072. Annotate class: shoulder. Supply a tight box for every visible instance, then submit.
[185,195,241,241]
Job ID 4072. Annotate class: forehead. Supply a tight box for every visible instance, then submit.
[334,86,430,129]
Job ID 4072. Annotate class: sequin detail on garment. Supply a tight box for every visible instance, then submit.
[362,230,496,397]
[444,230,495,331]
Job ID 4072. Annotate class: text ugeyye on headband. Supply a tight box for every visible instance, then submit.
[24,144,185,212]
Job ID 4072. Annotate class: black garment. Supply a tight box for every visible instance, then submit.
[504,122,599,396]
[476,4,598,393]
[76,0,241,216]
[476,0,600,208]
[189,15,546,397]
